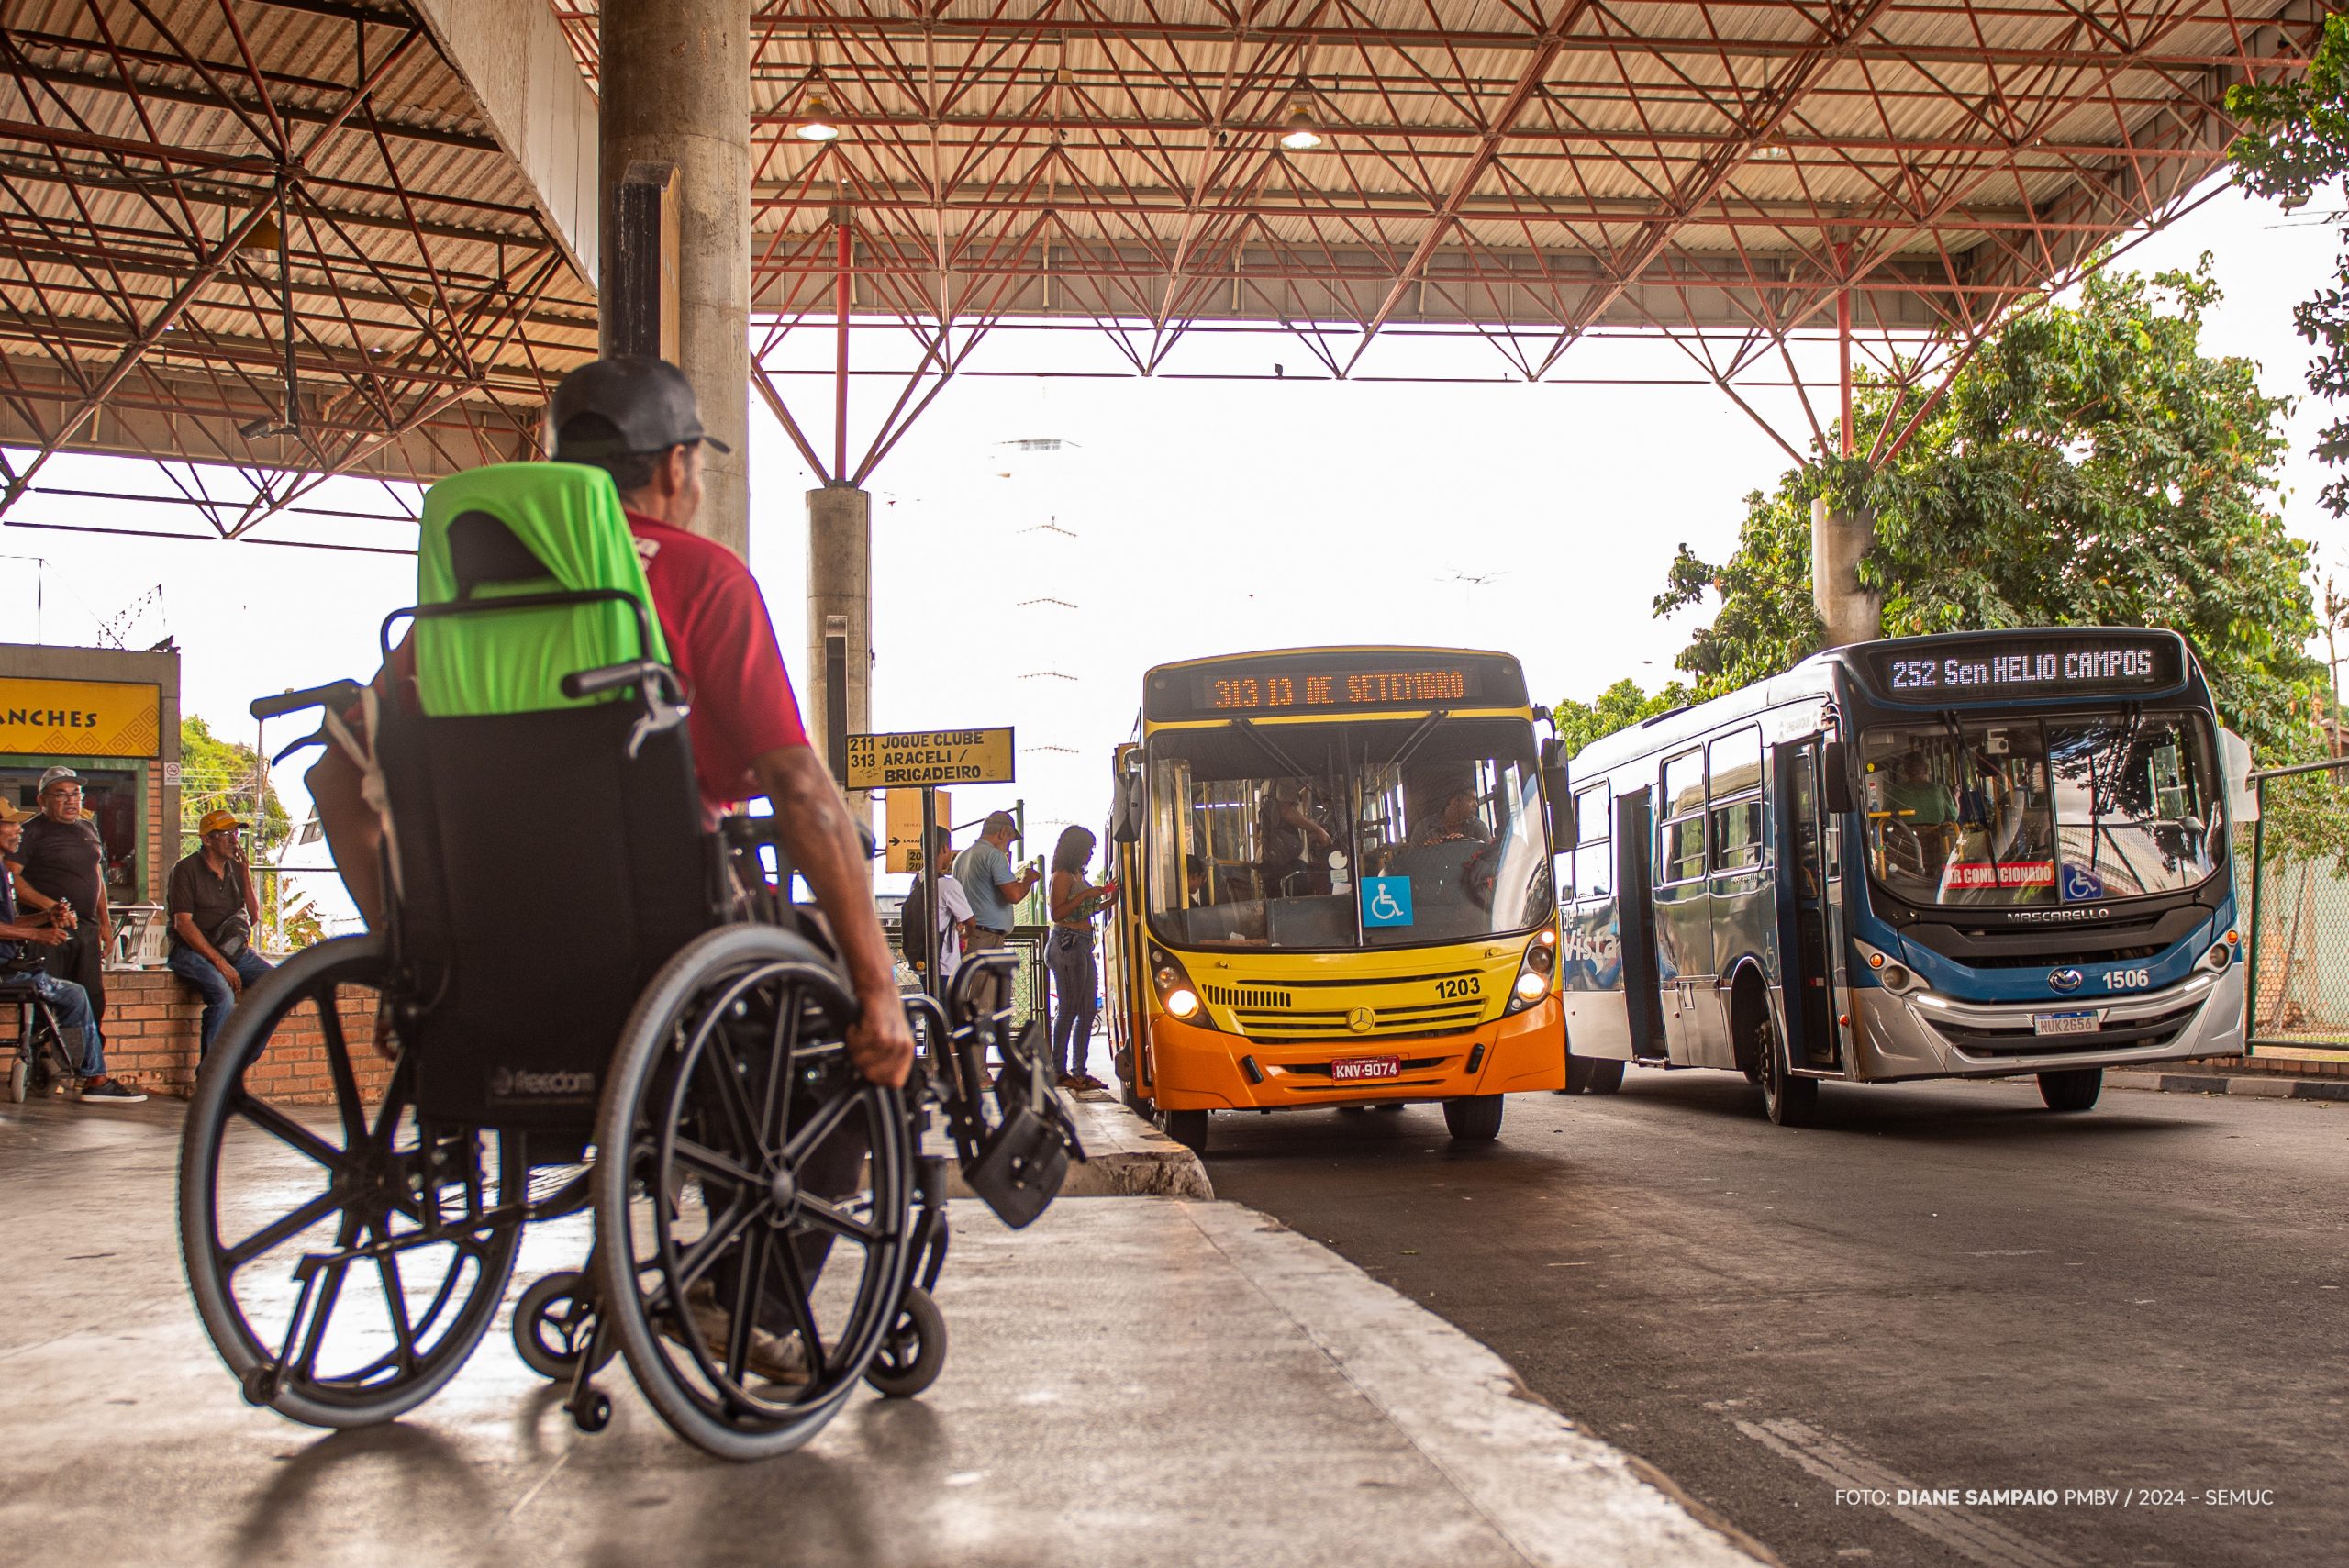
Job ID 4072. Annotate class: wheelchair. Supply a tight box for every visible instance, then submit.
[174,462,1081,1460]
[5,975,80,1102]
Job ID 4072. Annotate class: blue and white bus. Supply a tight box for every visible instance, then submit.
[1558,627,2249,1123]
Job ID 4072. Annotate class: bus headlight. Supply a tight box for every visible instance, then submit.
[2202,941,2233,973]
[1152,948,1204,1019]
[1853,939,1925,997]
[1506,929,1558,1014]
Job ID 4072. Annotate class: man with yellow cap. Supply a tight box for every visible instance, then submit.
[165,808,271,1055]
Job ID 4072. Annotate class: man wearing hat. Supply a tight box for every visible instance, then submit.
[0,801,139,1103]
[308,355,914,1091]
[165,808,272,1054]
[4,765,114,1047]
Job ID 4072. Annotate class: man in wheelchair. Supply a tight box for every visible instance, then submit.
[180,357,1075,1461]
[308,357,913,1090]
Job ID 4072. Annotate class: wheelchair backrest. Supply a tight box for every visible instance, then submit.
[412,462,669,717]
[387,463,711,1134]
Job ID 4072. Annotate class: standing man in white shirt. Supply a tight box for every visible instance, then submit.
[927,826,974,985]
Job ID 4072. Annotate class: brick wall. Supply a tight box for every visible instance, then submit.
[2,965,393,1106]
[2178,1050,2349,1081]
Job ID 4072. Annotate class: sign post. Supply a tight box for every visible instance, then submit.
[848,728,1015,1001]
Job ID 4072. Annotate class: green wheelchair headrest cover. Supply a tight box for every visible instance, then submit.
[413,462,670,717]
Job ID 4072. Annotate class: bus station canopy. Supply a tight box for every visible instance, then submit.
[0,0,2324,537]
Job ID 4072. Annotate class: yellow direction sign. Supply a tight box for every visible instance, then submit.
[845,728,1014,790]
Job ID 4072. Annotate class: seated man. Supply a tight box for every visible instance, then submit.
[0,803,140,1104]
[1413,785,1489,848]
[309,356,913,1093]
[166,809,273,1056]
[310,359,911,1383]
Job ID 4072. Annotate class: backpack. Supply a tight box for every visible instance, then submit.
[898,880,930,967]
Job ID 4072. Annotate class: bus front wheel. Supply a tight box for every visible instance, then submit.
[2038,1068,2102,1113]
[1442,1095,1505,1141]
[1584,1059,1625,1095]
[1755,1015,1819,1127]
[1162,1109,1208,1153]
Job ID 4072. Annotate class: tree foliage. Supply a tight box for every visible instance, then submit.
[1651,262,2325,764]
[178,716,291,856]
[2229,12,2349,519]
[1551,676,1693,757]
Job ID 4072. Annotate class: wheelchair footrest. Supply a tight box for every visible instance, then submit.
[962,1102,1073,1229]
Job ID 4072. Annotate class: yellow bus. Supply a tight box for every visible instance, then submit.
[1102,647,1569,1153]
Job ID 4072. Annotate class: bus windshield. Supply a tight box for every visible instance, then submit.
[1859,710,2222,908]
[1146,715,1554,950]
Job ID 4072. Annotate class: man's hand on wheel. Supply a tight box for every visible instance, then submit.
[847,989,916,1088]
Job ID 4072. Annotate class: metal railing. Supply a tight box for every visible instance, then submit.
[2243,755,2349,1054]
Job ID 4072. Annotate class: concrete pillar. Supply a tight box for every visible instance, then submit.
[598,0,751,557]
[1810,496,1883,649]
[807,484,872,777]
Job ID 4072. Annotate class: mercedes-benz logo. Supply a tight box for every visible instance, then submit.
[2048,968,2083,994]
[1346,1006,1377,1034]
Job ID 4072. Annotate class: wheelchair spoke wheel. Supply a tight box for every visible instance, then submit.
[178,935,523,1429]
[595,925,917,1461]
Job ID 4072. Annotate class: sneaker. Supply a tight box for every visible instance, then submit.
[662,1279,809,1386]
[78,1076,146,1105]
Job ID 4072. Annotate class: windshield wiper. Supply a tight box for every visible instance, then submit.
[1383,709,1452,773]
[1227,716,1315,782]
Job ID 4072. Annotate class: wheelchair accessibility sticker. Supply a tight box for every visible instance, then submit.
[1361,876,1415,928]
[2060,863,2107,902]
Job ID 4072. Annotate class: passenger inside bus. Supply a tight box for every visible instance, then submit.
[1413,785,1491,848]
[1257,779,1336,897]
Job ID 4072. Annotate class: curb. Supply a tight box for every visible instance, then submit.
[942,1091,1215,1200]
[2106,1069,2349,1102]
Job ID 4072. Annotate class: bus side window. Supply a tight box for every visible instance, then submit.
[1659,750,1706,884]
[1708,728,1765,873]
[1574,783,1611,900]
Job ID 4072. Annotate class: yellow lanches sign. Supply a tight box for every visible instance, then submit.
[0,678,162,758]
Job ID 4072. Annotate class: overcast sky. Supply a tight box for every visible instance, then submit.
[4,173,2343,920]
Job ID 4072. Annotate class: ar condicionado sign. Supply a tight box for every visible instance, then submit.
[845,728,1015,789]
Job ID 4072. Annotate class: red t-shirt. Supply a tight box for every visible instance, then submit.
[372,511,808,820]
[622,512,809,813]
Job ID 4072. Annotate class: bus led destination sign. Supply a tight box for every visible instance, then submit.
[1867,636,2182,699]
[1195,666,1481,713]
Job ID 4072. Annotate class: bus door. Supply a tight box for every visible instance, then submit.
[1653,748,1713,1064]
[1613,787,1666,1059]
[1771,737,1842,1070]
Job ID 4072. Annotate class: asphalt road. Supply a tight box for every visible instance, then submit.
[1205,1075,2349,1568]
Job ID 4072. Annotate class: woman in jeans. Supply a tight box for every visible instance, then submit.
[1045,826,1114,1090]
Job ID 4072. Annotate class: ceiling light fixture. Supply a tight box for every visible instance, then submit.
[1279,101,1324,152]
[796,84,841,142]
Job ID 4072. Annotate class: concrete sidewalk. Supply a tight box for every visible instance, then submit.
[0,1095,1762,1568]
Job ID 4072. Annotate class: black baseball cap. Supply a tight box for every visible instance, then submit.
[549,356,731,459]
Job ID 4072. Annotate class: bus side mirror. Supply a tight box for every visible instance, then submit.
[2221,728,2259,824]
[1540,737,1573,844]
[1820,740,1854,816]
[1112,769,1142,844]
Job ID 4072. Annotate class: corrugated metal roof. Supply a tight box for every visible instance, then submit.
[0,0,2322,494]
